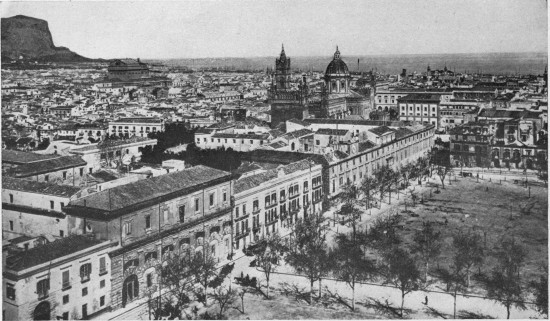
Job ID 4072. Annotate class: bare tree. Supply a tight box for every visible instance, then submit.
[285,214,331,304]
[530,266,548,318]
[360,176,377,210]
[380,247,422,318]
[337,182,363,238]
[147,252,195,319]
[453,230,484,287]
[330,232,377,311]
[183,247,220,306]
[209,285,238,319]
[251,233,286,299]
[411,221,442,283]
[434,253,468,318]
[484,238,528,319]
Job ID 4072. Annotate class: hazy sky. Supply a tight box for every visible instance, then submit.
[1,0,548,59]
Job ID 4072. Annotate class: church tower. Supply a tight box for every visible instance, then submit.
[268,45,309,128]
[274,45,291,90]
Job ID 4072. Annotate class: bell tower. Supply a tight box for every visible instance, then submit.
[274,44,291,90]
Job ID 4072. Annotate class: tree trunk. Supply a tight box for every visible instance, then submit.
[440,176,445,189]
[466,270,470,288]
[453,290,457,319]
[401,291,405,318]
[351,285,355,311]
[318,278,322,299]
[310,279,314,305]
[425,262,429,283]
[506,303,510,319]
[266,277,270,299]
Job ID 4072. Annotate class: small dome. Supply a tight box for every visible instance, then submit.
[325,46,349,75]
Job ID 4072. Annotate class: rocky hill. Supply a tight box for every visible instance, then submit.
[1,15,92,62]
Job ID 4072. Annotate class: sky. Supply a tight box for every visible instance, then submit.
[1,0,548,59]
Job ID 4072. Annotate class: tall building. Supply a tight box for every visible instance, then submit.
[268,45,310,128]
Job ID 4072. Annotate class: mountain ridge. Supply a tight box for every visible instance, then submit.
[1,15,94,62]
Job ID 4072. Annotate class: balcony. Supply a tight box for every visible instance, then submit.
[265,202,277,210]
[235,229,250,240]
[279,196,286,203]
[288,193,300,200]
[252,207,261,214]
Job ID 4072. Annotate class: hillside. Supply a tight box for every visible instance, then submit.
[1,15,92,62]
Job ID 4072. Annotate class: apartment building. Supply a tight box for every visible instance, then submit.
[3,236,114,321]
[2,177,82,240]
[2,150,88,186]
[108,118,165,138]
[63,166,233,309]
[232,159,323,249]
[397,94,441,128]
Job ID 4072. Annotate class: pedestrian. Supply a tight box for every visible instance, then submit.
[424,296,428,305]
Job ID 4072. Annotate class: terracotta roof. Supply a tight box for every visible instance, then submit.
[5,235,103,272]
[316,128,349,136]
[304,118,404,127]
[358,140,376,152]
[70,137,156,153]
[211,133,269,140]
[111,117,163,124]
[234,160,316,194]
[369,126,395,136]
[394,128,415,139]
[397,93,441,102]
[287,118,310,127]
[65,165,231,220]
[2,150,59,165]
[281,129,313,140]
[13,155,87,177]
[2,177,81,197]
[234,170,277,194]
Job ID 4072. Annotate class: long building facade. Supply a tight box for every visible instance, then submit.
[63,166,234,309]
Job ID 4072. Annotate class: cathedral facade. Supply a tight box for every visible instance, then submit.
[268,46,369,128]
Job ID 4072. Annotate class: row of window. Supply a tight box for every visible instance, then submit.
[5,257,107,302]
[125,190,228,235]
[198,137,262,145]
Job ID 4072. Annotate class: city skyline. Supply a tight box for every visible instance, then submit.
[1,0,548,60]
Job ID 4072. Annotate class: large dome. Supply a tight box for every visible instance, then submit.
[325,47,349,75]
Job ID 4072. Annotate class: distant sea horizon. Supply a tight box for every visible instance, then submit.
[149,51,548,75]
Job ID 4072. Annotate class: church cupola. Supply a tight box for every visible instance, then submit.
[324,46,350,94]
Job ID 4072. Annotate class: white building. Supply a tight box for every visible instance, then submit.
[108,118,165,138]
[233,159,323,250]
[2,177,82,240]
[3,236,115,320]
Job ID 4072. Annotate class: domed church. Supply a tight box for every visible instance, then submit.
[309,47,369,119]
[324,46,351,94]
[268,46,369,128]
